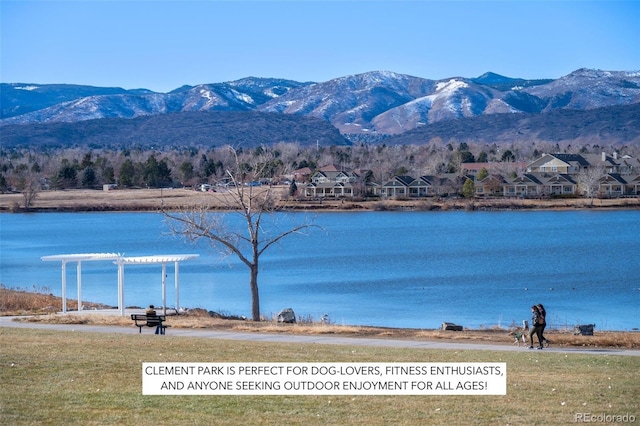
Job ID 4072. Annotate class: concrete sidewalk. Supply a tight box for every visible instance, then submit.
[2,315,639,357]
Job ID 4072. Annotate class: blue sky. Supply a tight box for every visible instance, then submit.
[2,0,639,92]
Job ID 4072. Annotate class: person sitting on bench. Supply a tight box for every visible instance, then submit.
[145,305,161,334]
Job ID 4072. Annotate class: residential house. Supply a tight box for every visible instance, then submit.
[615,155,640,175]
[526,154,590,174]
[598,174,627,197]
[291,167,312,183]
[298,152,639,200]
[475,174,507,197]
[379,175,414,197]
[503,174,543,198]
[303,167,359,197]
[304,181,355,197]
[462,162,526,176]
[541,174,577,196]
[626,175,640,195]
[408,176,434,197]
[581,153,622,174]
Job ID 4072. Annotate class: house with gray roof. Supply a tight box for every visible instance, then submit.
[299,152,639,200]
[503,174,544,198]
[408,176,435,197]
[598,173,627,197]
[379,175,414,197]
[526,154,590,174]
[475,174,508,197]
[541,174,577,196]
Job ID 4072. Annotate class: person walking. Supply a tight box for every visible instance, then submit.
[537,303,550,347]
[528,305,544,349]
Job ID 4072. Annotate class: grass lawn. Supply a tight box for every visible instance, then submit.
[1,327,638,425]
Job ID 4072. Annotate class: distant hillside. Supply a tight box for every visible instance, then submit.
[3,69,639,136]
[2,69,639,148]
[0,83,153,119]
[382,103,640,146]
[0,111,350,149]
[471,72,554,91]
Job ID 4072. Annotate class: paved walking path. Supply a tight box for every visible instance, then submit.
[2,314,638,357]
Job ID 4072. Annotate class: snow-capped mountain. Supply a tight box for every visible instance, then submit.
[0,78,306,123]
[521,68,640,110]
[369,78,511,134]
[257,71,437,134]
[2,69,639,137]
[0,83,153,119]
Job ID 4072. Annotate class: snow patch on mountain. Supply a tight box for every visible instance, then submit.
[264,88,282,98]
[435,79,469,93]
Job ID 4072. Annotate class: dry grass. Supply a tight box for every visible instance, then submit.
[0,285,111,315]
[3,287,639,349]
[1,188,638,212]
[2,327,639,426]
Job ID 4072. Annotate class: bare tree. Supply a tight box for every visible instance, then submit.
[576,165,606,206]
[163,147,317,321]
[12,164,41,210]
[20,177,40,210]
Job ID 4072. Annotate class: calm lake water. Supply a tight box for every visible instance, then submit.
[1,210,639,330]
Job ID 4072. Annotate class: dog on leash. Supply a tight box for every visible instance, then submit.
[509,329,527,346]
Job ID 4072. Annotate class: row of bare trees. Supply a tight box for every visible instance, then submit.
[3,141,636,198]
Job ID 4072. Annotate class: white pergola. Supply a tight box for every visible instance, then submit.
[41,253,199,316]
[116,254,200,316]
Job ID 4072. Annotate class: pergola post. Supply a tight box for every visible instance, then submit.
[77,261,82,311]
[117,258,125,316]
[61,260,67,313]
[174,261,180,312]
[43,253,198,317]
[161,262,167,316]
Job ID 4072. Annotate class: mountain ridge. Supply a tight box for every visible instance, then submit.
[0,111,350,149]
[2,68,639,148]
[3,68,639,135]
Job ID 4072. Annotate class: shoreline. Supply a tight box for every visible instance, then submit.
[1,187,639,213]
[1,288,638,349]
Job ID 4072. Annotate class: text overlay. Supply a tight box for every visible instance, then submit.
[142,362,507,395]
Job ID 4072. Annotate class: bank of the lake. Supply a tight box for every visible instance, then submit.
[1,188,639,213]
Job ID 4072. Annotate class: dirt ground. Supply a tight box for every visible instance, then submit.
[1,187,639,212]
[10,310,640,349]
[2,288,638,349]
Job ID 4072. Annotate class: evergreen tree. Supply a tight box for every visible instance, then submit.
[501,149,515,162]
[143,155,172,187]
[81,167,96,188]
[477,167,489,181]
[179,161,194,182]
[119,159,136,187]
[462,178,475,198]
[289,180,298,196]
[55,162,78,189]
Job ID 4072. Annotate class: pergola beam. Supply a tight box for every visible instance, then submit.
[42,253,199,316]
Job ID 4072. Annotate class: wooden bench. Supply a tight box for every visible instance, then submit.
[131,314,168,335]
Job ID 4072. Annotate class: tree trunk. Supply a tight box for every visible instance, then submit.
[250,264,260,321]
